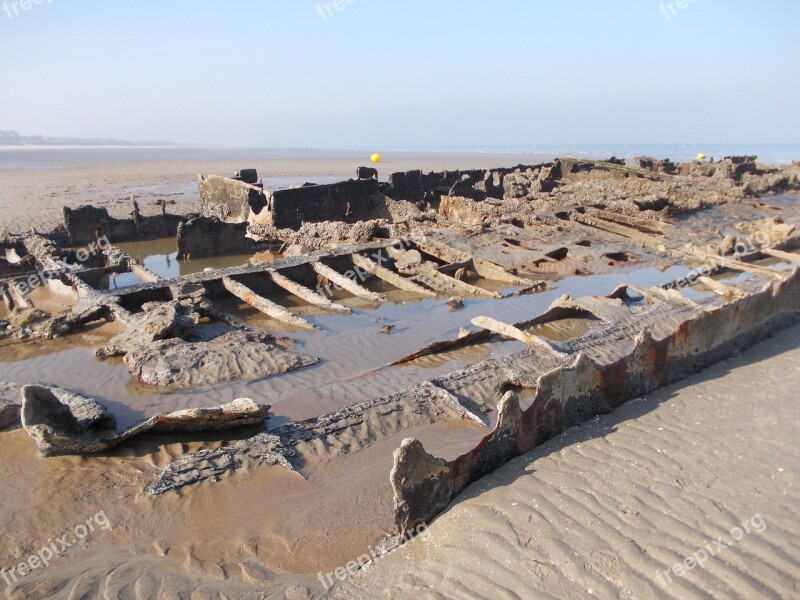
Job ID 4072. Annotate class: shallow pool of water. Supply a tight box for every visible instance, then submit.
[115,238,275,280]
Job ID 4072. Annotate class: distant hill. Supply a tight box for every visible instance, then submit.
[0,130,175,147]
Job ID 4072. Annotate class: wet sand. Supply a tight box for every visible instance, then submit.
[335,325,800,599]
[0,407,488,598]
[2,318,796,599]
[2,151,799,598]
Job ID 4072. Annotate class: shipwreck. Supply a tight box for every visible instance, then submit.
[1,154,799,550]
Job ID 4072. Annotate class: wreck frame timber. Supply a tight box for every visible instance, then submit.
[3,154,800,547]
[140,238,799,533]
[69,238,541,327]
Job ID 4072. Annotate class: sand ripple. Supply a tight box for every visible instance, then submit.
[335,325,800,599]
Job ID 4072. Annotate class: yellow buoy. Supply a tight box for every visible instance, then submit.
[371,153,381,163]
[697,153,706,161]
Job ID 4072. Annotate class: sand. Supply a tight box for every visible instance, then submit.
[0,147,548,234]
[1,324,796,599]
[2,150,799,599]
[333,325,800,599]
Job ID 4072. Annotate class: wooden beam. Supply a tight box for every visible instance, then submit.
[696,253,788,281]
[222,276,318,331]
[415,269,500,298]
[761,247,800,265]
[267,270,351,314]
[311,261,386,302]
[351,254,437,297]
[130,263,163,283]
[63,272,97,299]
[472,257,536,286]
[471,316,567,358]
[584,207,665,234]
[571,213,665,248]
[697,276,746,299]
[416,237,536,286]
[1,285,13,311]
[413,238,471,264]
[6,280,33,309]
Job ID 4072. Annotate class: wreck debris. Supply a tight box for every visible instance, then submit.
[96,299,202,358]
[470,315,567,358]
[0,382,21,430]
[94,297,319,388]
[267,268,351,314]
[447,297,465,311]
[21,385,117,455]
[198,173,267,223]
[63,204,188,246]
[411,267,500,299]
[356,166,378,180]
[21,384,271,457]
[200,172,384,229]
[390,263,800,535]
[177,216,264,259]
[3,153,800,552]
[123,329,318,388]
[222,276,319,331]
[145,432,294,495]
[311,261,386,302]
[144,235,798,502]
[636,156,679,175]
[62,236,526,343]
[9,154,794,344]
[146,382,486,494]
[350,253,437,297]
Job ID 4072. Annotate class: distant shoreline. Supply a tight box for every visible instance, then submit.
[0,145,194,151]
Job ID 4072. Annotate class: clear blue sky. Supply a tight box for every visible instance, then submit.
[1,0,798,147]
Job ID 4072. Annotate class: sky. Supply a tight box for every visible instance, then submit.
[1,0,798,147]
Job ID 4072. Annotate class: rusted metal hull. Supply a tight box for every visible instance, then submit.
[391,267,800,535]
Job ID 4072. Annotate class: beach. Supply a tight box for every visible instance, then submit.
[3,145,799,233]
[336,325,800,599]
[0,147,547,234]
[1,148,799,599]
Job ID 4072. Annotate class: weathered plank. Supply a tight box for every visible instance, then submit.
[697,276,746,298]
[350,254,437,297]
[414,269,500,298]
[761,248,800,264]
[471,315,566,357]
[268,270,352,314]
[130,263,163,283]
[222,276,319,330]
[311,261,386,302]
